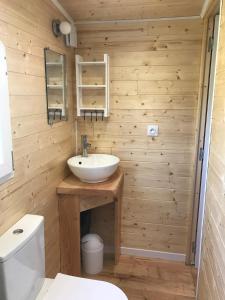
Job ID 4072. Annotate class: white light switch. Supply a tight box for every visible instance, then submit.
[147,125,159,137]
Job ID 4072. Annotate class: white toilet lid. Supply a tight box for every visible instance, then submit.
[43,273,128,300]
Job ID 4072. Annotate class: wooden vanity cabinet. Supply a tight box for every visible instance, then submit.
[57,169,124,276]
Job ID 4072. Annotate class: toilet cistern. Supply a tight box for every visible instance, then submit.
[81,135,91,157]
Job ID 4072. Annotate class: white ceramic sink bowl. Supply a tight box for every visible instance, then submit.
[67,154,120,183]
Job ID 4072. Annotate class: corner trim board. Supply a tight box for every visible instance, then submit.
[121,247,186,262]
[74,16,200,25]
[51,0,74,24]
[200,0,213,18]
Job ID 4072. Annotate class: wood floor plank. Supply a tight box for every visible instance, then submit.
[82,256,196,300]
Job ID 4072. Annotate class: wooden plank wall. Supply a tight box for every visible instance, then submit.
[0,0,75,277]
[76,19,204,255]
[198,3,225,300]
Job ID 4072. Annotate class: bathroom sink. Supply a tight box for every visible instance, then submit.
[67,154,120,183]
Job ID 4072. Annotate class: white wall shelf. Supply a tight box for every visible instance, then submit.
[76,54,110,118]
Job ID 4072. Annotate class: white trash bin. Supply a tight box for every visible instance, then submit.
[81,234,104,275]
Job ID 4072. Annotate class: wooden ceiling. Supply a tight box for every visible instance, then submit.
[58,0,205,22]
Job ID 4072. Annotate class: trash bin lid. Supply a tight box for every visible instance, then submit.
[81,234,103,251]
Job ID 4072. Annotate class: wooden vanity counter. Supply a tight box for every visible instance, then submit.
[57,168,124,276]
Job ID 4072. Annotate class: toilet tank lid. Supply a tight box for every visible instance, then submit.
[0,214,44,263]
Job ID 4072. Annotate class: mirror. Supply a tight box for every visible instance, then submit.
[0,41,14,184]
[44,48,68,125]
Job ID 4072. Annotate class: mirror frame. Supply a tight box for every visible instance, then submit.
[0,40,14,184]
[44,47,68,125]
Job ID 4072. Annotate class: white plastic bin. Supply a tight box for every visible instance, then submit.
[81,234,104,275]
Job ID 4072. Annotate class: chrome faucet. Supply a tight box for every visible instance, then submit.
[81,135,91,157]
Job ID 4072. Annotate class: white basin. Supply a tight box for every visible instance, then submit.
[67,154,120,183]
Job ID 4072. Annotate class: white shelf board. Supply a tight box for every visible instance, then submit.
[47,85,63,89]
[46,62,63,66]
[78,85,106,89]
[80,107,105,110]
[48,104,64,109]
[78,61,105,66]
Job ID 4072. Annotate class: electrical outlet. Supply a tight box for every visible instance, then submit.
[147,125,159,137]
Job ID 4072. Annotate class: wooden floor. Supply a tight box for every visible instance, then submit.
[83,256,197,300]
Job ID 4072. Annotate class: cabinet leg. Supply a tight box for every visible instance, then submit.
[114,197,121,264]
[59,195,81,276]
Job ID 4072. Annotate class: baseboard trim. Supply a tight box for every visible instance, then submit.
[121,247,186,262]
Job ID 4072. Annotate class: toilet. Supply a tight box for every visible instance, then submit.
[0,214,128,300]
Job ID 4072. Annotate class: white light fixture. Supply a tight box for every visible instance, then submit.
[60,21,71,35]
[52,19,71,37]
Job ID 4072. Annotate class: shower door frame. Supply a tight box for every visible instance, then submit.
[186,1,220,267]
